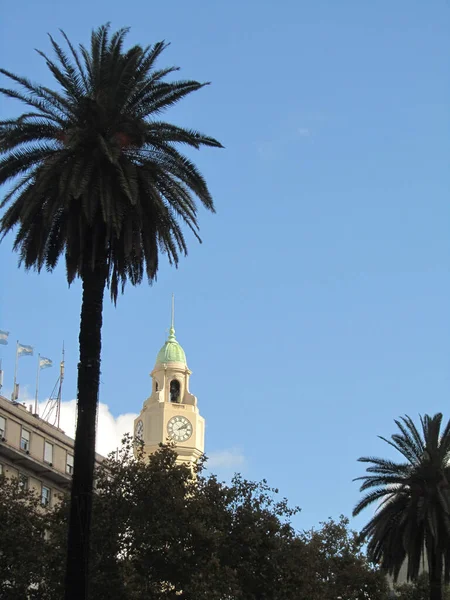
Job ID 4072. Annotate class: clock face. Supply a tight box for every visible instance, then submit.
[135,419,144,441]
[167,416,193,442]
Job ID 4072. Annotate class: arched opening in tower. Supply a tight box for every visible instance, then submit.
[170,380,181,403]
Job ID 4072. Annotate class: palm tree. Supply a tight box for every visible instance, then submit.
[353,413,450,600]
[0,24,222,600]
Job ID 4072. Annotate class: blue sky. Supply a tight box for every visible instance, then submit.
[0,0,449,533]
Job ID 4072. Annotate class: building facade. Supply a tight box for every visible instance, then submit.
[0,395,80,507]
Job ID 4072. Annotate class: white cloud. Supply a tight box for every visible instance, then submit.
[207,449,245,470]
[39,399,138,458]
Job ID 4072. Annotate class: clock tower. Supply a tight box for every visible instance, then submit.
[133,307,205,465]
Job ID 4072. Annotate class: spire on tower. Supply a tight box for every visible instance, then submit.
[155,295,187,365]
[169,293,176,341]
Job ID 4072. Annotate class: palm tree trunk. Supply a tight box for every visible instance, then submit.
[429,551,443,600]
[64,262,106,600]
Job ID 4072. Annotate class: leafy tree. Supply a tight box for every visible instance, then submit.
[0,440,389,599]
[0,474,50,599]
[38,438,387,599]
[0,24,222,599]
[353,413,450,600]
[395,574,450,600]
[301,516,388,600]
[46,439,305,599]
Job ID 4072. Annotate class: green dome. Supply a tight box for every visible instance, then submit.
[156,326,187,365]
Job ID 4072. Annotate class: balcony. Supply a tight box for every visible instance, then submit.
[0,438,71,487]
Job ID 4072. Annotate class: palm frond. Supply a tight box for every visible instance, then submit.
[357,456,411,475]
[135,80,209,118]
[0,85,62,123]
[59,30,90,92]
[37,37,84,100]
[0,23,221,302]
[144,122,224,149]
[353,488,398,517]
[0,121,61,153]
[0,144,57,186]
[401,415,425,457]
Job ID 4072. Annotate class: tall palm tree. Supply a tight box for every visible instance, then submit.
[0,24,222,600]
[353,413,450,600]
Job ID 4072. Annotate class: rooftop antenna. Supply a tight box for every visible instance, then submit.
[58,342,65,428]
[34,355,40,415]
[41,342,65,428]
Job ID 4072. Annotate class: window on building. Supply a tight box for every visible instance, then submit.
[66,453,74,475]
[20,428,30,451]
[41,485,51,507]
[18,473,28,490]
[44,441,53,464]
[0,415,5,438]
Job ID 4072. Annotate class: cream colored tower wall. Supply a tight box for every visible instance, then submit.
[134,357,205,465]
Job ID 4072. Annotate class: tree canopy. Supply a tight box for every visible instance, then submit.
[0,438,388,599]
[394,574,450,600]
